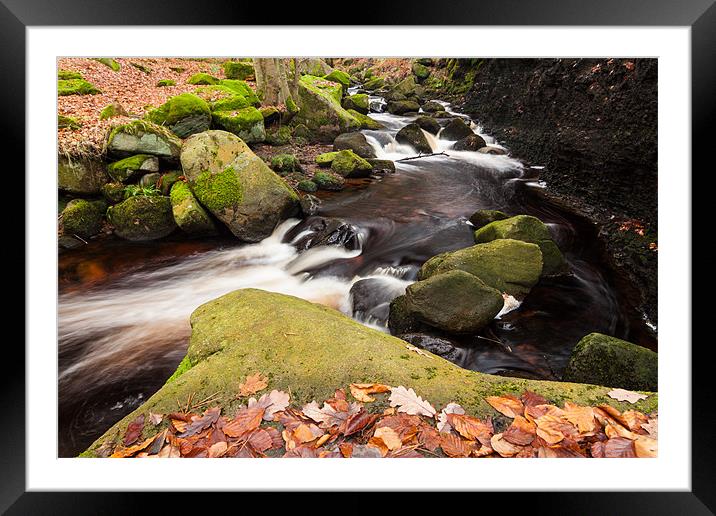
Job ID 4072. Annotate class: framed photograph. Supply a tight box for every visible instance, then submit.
[9,0,709,511]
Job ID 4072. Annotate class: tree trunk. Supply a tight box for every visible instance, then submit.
[254,58,295,107]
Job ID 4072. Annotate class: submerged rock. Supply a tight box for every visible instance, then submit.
[285,216,360,251]
[418,239,543,297]
[350,277,408,325]
[474,215,566,276]
[403,270,505,333]
[82,289,657,456]
[439,118,474,140]
[107,195,176,241]
[333,132,377,159]
[180,130,299,242]
[452,133,488,151]
[367,159,396,174]
[421,100,444,113]
[563,333,657,391]
[395,123,432,154]
[299,193,321,215]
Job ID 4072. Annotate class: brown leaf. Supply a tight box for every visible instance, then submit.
[491,433,523,457]
[485,395,524,418]
[535,414,574,445]
[520,390,548,407]
[447,413,493,446]
[351,444,382,458]
[247,429,273,453]
[562,402,598,434]
[157,435,181,458]
[437,402,465,433]
[349,383,390,403]
[616,410,649,433]
[634,436,658,458]
[248,390,290,421]
[111,433,155,458]
[339,442,353,458]
[537,445,585,458]
[208,441,228,458]
[604,437,636,457]
[373,427,402,451]
[503,415,536,446]
[388,386,436,417]
[590,441,606,458]
[148,412,163,426]
[223,407,264,438]
[283,446,319,458]
[417,424,441,452]
[367,437,389,457]
[439,432,474,458]
[239,372,269,397]
[123,414,145,446]
[343,409,377,437]
[640,415,658,439]
[302,400,361,429]
[376,413,422,442]
[263,426,284,450]
[177,407,220,438]
[607,388,648,403]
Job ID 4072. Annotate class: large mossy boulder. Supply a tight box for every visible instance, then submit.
[106,195,176,241]
[440,118,474,140]
[211,106,266,143]
[106,154,159,183]
[292,75,361,142]
[342,94,369,114]
[323,70,351,94]
[219,80,260,106]
[330,149,372,179]
[106,120,182,161]
[146,93,211,138]
[387,100,420,115]
[187,73,220,85]
[414,115,441,135]
[333,132,376,159]
[169,181,217,236]
[421,100,443,113]
[59,199,104,239]
[223,61,255,80]
[412,62,431,81]
[180,130,299,242]
[57,79,101,96]
[469,209,509,229]
[418,239,543,297]
[395,123,432,154]
[194,85,250,112]
[563,333,658,391]
[403,270,505,333]
[392,76,417,97]
[83,289,657,457]
[474,215,566,276]
[58,155,109,195]
[453,133,488,152]
[363,76,385,91]
[346,110,384,130]
[297,58,333,77]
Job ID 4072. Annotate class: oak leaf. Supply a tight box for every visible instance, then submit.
[388,386,436,417]
[177,407,221,438]
[437,402,465,433]
[239,372,269,397]
[148,412,163,426]
[607,388,648,403]
[249,390,290,421]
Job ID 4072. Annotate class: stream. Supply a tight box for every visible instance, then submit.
[57,99,657,457]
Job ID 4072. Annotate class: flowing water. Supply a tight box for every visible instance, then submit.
[57,101,656,457]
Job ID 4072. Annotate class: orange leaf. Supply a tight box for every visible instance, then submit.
[373,426,402,451]
[503,415,536,446]
[223,407,264,438]
[349,383,390,403]
[446,413,493,445]
[490,433,523,457]
[485,395,524,418]
[439,432,473,458]
[239,372,269,397]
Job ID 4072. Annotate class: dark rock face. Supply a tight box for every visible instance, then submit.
[284,216,361,251]
[458,58,658,322]
[399,333,465,363]
[333,132,377,159]
[452,133,487,151]
[350,277,407,325]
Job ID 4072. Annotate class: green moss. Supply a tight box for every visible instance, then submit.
[300,75,343,104]
[270,154,302,174]
[286,96,299,114]
[260,106,280,121]
[312,171,344,191]
[58,69,82,80]
[342,94,369,113]
[170,181,217,235]
[211,107,265,142]
[265,125,293,146]
[95,58,121,71]
[158,171,183,195]
[156,79,176,87]
[323,69,351,94]
[147,93,210,126]
[330,149,372,177]
[58,114,81,130]
[191,166,244,213]
[297,180,317,193]
[107,154,156,182]
[165,355,193,384]
[130,62,151,74]
[58,79,101,96]
[60,199,103,238]
[101,182,126,204]
[106,196,176,241]
[223,61,255,80]
[412,61,431,80]
[315,151,338,167]
[363,77,384,91]
[99,103,126,120]
[218,80,260,105]
[169,66,185,73]
[187,72,220,85]
[83,289,658,456]
[346,109,384,130]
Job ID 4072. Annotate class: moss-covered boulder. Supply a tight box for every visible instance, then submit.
[440,118,474,140]
[107,196,176,241]
[58,70,82,80]
[363,76,385,91]
[82,289,656,457]
[170,181,217,236]
[414,115,441,135]
[421,100,443,113]
[346,110,384,130]
[265,125,293,146]
[392,76,417,97]
[158,171,183,196]
[401,270,504,334]
[211,106,266,143]
[292,75,361,142]
[453,134,488,152]
[58,79,100,96]
[270,154,302,174]
[297,180,317,193]
[219,80,260,106]
[367,159,396,174]
[58,155,109,195]
[474,215,566,276]
[95,57,120,71]
[187,73,220,85]
[315,152,338,167]
[179,130,299,242]
[323,70,351,94]
[333,132,376,159]
[563,333,658,391]
[106,120,182,161]
[223,61,255,80]
[297,58,333,77]
[59,199,104,238]
[387,100,420,115]
[312,171,344,191]
[419,239,543,297]
[412,61,431,81]
[146,93,211,138]
[107,154,159,183]
[58,114,81,130]
[259,106,281,124]
[156,79,175,87]
[469,209,509,229]
[330,149,372,179]
[395,123,432,154]
[194,85,249,112]
[99,103,128,120]
[342,94,369,114]
[101,182,126,204]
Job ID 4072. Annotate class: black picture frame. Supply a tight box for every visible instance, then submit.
[6,0,709,512]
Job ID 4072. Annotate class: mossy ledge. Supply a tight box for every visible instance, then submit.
[82,289,657,457]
